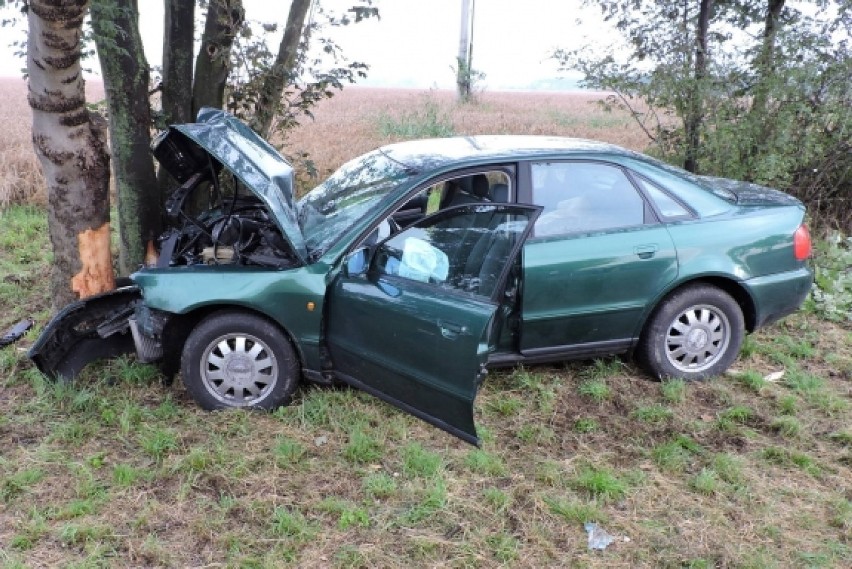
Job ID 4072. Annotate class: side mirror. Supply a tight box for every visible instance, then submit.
[344,247,370,277]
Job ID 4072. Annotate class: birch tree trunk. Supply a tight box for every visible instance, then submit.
[27,0,114,311]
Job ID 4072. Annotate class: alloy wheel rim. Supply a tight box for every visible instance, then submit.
[200,333,278,406]
[664,304,730,373]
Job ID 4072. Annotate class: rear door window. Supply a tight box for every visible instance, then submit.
[530,162,647,236]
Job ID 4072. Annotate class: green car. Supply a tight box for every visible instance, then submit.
[30,110,813,444]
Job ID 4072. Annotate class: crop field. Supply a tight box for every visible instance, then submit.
[0,77,850,568]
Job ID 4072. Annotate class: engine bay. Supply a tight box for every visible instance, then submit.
[152,129,301,270]
[157,192,300,269]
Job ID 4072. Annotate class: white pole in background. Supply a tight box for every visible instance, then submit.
[457,0,474,101]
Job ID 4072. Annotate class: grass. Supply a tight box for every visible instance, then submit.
[632,403,674,424]
[690,468,720,495]
[771,415,802,438]
[578,378,611,402]
[544,496,606,524]
[401,443,442,478]
[571,465,628,502]
[343,430,383,464]
[1,81,850,567]
[652,435,703,472]
[376,100,455,139]
[731,369,768,393]
[661,378,687,403]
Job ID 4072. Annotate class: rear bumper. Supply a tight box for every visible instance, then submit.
[743,266,813,328]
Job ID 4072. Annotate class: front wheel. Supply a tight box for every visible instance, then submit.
[637,285,745,380]
[181,311,300,410]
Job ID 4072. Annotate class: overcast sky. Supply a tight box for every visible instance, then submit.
[1,0,612,89]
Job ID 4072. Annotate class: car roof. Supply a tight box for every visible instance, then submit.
[380,135,641,171]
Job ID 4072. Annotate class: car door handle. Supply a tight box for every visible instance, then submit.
[634,244,658,259]
[438,321,468,340]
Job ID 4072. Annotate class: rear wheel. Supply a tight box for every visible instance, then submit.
[637,285,744,380]
[181,311,299,410]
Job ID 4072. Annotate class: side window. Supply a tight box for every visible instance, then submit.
[368,170,513,242]
[373,206,533,298]
[531,162,646,236]
[410,170,513,216]
[633,176,692,219]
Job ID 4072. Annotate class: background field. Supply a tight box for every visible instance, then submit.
[0,78,850,568]
[1,78,645,204]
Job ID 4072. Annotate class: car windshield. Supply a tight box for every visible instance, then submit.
[297,150,414,258]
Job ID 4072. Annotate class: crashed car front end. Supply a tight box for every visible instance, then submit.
[29,286,141,380]
[29,108,316,382]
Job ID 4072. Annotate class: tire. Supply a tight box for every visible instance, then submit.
[181,311,300,410]
[637,285,744,380]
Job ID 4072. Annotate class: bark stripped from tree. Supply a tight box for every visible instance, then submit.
[91,0,160,275]
[27,0,114,311]
[192,0,244,116]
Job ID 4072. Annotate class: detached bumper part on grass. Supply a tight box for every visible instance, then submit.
[28,287,141,380]
[1,318,34,348]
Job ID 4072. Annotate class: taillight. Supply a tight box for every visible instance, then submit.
[793,224,812,261]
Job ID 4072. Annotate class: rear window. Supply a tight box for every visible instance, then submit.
[623,157,733,217]
[634,176,692,219]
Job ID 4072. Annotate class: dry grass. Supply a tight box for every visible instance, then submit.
[0,302,849,567]
[0,78,43,208]
[283,87,648,185]
[2,78,646,205]
[0,78,105,207]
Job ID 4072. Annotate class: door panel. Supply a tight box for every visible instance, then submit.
[328,278,495,442]
[327,204,541,444]
[520,160,678,354]
[521,226,678,351]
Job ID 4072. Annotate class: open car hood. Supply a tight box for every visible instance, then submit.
[155,108,308,263]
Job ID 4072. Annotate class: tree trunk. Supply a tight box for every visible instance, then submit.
[27,0,114,311]
[683,0,713,173]
[192,0,244,116]
[161,0,195,125]
[249,0,312,137]
[751,0,785,116]
[91,0,161,274]
[158,0,196,199]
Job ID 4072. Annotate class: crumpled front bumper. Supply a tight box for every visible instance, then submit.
[28,286,142,380]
